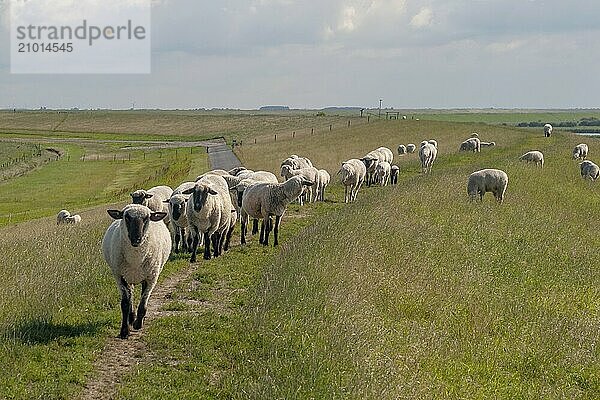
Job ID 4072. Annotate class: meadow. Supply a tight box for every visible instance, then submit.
[0,111,598,398]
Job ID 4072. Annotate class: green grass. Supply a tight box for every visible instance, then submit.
[411,110,600,125]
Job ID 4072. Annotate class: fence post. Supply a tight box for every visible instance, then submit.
[175,149,178,159]
[329,124,332,131]
[143,152,146,160]
[129,153,131,161]
[368,116,370,123]
[292,131,295,139]
[275,134,277,141]
[348,120,351,127]
[254,138,257,144]
[311,128,314,135]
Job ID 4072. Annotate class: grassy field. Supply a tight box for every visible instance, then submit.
[382,110,600,125]
[0,112,599,398]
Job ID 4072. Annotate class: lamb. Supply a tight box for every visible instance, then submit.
[280,165,320,203]
[419,141,437,174]
[459,138,481,153]
[130,185,173,225]
[317,169,331,201]
[573,143,589,160]
[164,181,196,254]
[338,159,366,203]
[480,141,496,148]
[241,176,314,246]
[57,209,70,225]
[183,174,236,262]
[544,124,553,137]
[397,145,407,155]
[580,160,600,181]
[375,161,391,186]
[64,214,82,224]
[390,165,400,185]
[406,144,416,154]
[467,169,509,204]
[102,204,171,339]
[519,151,544,168]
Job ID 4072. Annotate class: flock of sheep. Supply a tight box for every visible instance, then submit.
[71,123,596,339]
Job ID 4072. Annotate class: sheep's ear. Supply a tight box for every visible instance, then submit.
[150,212,168,222]
[181,188,195,195]
[145,193,154,199]
[302,180,314,186]
[208,188,218,195]
[107,210,123,220]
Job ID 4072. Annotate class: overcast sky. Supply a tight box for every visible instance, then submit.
[0,0,599,109]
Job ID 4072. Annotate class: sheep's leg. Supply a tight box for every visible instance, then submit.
[190,227,200,263]
[224,226,234,251]
[344,185,349,203]
[259,220,266,244]
[273,215,282,246]
[212,232,221,258]
[252,219,259,235]
[118,277,134,339]
[174,229,181,253]
[133,280,155,330]
[241,217,247,245]
[203,231,212,260]
[263,216,272,246]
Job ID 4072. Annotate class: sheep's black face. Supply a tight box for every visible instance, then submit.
[192,188,208,212]
[171,202,184,221]
[125,213,149,247]
[131,194,145,205]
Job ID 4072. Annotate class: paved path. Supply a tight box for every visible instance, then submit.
[207,139,243,170]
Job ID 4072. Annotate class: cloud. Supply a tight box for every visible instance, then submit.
[410,7,433,29]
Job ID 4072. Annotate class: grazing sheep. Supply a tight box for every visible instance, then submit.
[183,175,236,262]
[573,143,589,160]
[376,147,394,164]
[281,155,313,172]
[360,155,379,187]
[406,144,416,154]
[317,169,331,201]
[57,209,70,225]
[375,161,391,186]
[102,204,171,339]
[397,145,407,155]
[580,160,600,181]
[467,169,509,204]
[338,159,366,203]
[64,214,82,224]
[390,165,400,185]
[519,151,544,168]
[428,139,438,149]
[130,185,173,225]
[419,141,437,174]
[164,181,196,254]
[544,124,553,137]
[480,141,496,148]
[280,165,320,203]
[459,138,481,153]
[470,132,479,138]
[241,176,313,246]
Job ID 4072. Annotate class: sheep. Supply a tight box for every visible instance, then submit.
[480,141,496,148]
[519,151,544,168]
[280,165,320,204]
[376,147,394,164]
[163,182,196,254]
[228,166,247,176]
[459,138,481,153]
[419,141,437,174]
[241,176,314,246]
[573,143,589,160]
[338,159,366,203]
[544,124,553,137]
[375,161,391,186]
[428,139,438,149]
[280,155,313,172]
[467,169,509,204]
[390,165,400,185]
[317,169,331,201]
[182,174,236,262]
[102,204,171,339]
[360,155,379,187]
[397,145,407,155]
[57,209,70,225]
[580,160,600,181]
[406,144,416,154]
[130,185,173,225]
[64,214,82,224]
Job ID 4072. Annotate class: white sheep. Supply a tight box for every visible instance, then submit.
[419,141,437,174]
[544,124,553,137]
[519,151,544,168]
[375,161,391,186]
[130,185,173,225]
[280,165,320,204]
[228,166,247,176]
[102,204,171,339]
[406,144,416,154]
[390,165,400,185]
[317,169,331,201]
[459,138,481,153]
[241,176,314,246]
[467,169,509,204]
[572,144,589,160]
[376,147,394,164]
[57,209,70,225]
[182,174,236,262]
[397,145,407,155]
[280,155,313,172]
[580,160,600,181]
[338,159,366,203]
[64,214,82,224]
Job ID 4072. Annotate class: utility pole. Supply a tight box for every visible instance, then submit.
[379,99,382,118]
